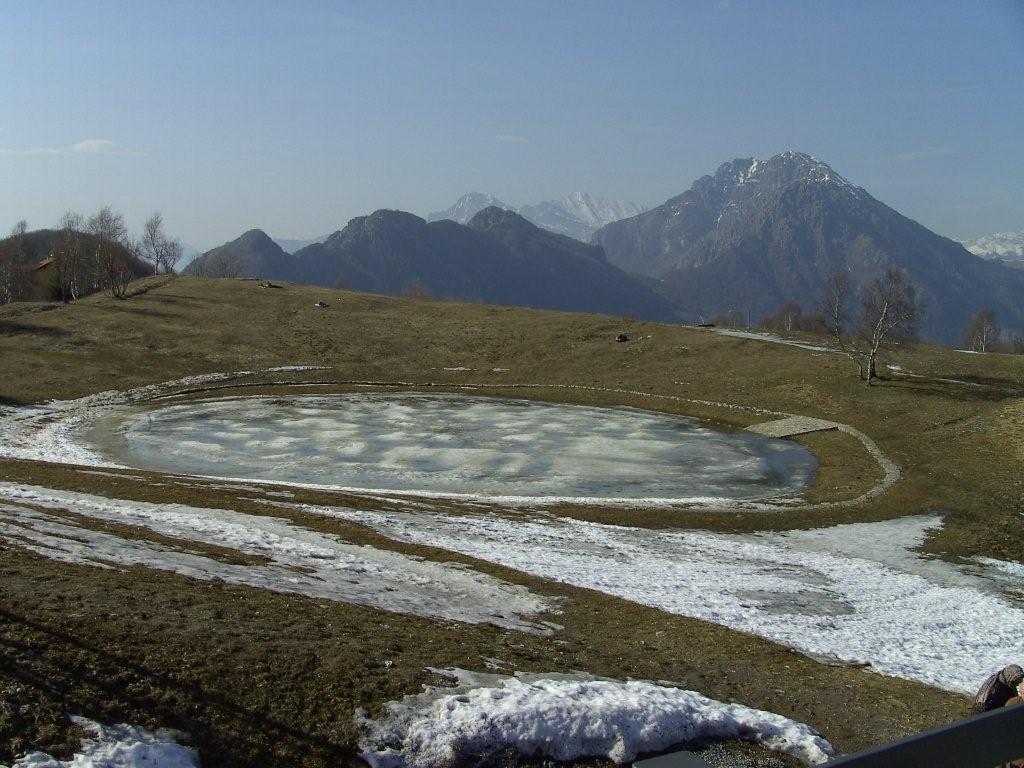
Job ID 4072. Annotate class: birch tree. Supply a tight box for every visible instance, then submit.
[141,212,184,274]
[87,206,133,298]
[961,308,1000,353]
[53,212,86,302]
[818,267,922,385]
[0,221,31,303]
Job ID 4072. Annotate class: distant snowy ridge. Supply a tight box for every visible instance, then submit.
[427,193,513,224]
[428,191,644,240]
[10,717,198,768]
[358,668,834,768]
[960,231,1024,261]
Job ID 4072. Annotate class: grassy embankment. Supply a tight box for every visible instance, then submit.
[1,277,1021,766]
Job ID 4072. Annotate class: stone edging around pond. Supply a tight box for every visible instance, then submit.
[154,374,901,512]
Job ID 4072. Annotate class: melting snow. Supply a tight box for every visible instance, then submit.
[328,507,1024,693]
[707,329,835,354]
[0,483,553,633]
[0,371,261,467]
[10,717,197,768]
[357,668,834,767]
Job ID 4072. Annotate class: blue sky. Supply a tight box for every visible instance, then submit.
[2,0,1022,249]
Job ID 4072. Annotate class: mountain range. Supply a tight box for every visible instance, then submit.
[184,151,1024,343]
[184,208,679,322]
[592,151,1024,342]
[960,232,1024,263]
[428,192,644,241]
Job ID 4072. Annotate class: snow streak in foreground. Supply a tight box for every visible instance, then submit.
[330,507,1024,693]
[9,717,197,768]
[0,484,553,633]
[358,669,834,768]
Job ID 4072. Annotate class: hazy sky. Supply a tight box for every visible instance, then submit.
[2,0,1022,250]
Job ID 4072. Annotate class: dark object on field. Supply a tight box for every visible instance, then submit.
[697,322,716,328]
[314,300,329,308]
[258,281,280,289]
[615,333,628,343]
[974,664,1024,714]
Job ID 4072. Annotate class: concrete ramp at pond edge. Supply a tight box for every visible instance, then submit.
[746,416,840,438]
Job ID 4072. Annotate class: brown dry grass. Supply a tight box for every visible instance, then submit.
[1,277,1021,765]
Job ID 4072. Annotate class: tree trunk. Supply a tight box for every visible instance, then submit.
[866,354,876,385]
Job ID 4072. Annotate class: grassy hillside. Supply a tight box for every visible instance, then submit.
[1,276,1022,766]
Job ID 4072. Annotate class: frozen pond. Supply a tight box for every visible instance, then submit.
[82,393,816,502]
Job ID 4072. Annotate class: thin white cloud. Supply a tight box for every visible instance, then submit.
[893,147,954,162]
[73,139,117,154]
[0,146,65,156]
[0,139,144,157]
[495,134,529,145]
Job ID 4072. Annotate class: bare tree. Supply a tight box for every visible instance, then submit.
[161,237,183,274]
[192,249,243,278]
[53,212,86,302]
[141,211,184,274]
[709,308,747,328]
[761,302,804,332]
[87,206,133,298]
[0,246,29,303]
[0,221,32,303]
[961,308,1000,353]
[818,267,922,385]
[1013,333,1024,355]
[402,279,432,299]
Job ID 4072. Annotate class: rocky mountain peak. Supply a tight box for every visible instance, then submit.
[591,150,1024,342]
[467,205,530,230]
[705,151,859,197]
[236,228,276,247]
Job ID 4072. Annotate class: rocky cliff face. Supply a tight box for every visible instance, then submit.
[592,151,1024,341]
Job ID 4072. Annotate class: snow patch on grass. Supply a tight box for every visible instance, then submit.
[10,717,197,768]
[329,507,1024,693]
[0,483,554,633]
[357,669,834,767]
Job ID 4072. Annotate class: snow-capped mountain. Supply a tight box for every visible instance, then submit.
[592,149,1024,343]
[427,193,514,225]
[428,192,644,241]
[519,193,645,241]
[960,232,1024,262]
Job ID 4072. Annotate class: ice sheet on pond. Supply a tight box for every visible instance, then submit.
[357,668,834,767]
[328,506,1024,693]
[81,393,816,503]
[0,483,553,633]
[0,371,259,468]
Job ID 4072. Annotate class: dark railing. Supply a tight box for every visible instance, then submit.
[634,704,1024,768]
